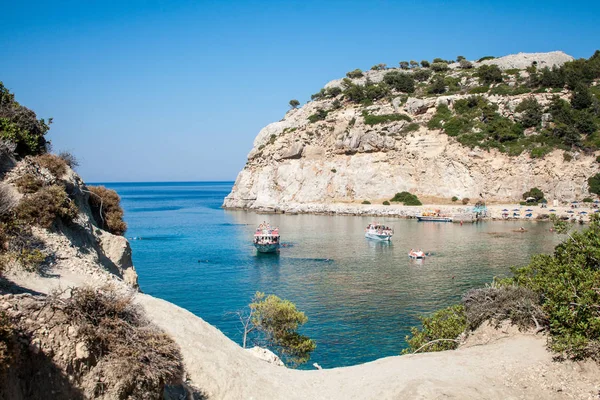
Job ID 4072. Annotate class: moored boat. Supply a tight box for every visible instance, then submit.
[254,223,280,253]
[417,210,453,222]
[365,223,393,241]
[408,249,426,259]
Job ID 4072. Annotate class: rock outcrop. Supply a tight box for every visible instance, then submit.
[224,51,598,212]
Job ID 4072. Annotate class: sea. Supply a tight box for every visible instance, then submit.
[99,181,562,369]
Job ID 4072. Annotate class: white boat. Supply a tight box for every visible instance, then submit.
[408,250,426,259]
[365,223,393,241]
[253,224,280,253]
[417,210,453,222]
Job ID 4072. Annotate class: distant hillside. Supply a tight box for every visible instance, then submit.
[224,51,600,211]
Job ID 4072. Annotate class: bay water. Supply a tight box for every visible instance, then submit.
[101,181,561,369]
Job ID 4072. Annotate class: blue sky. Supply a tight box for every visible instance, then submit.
[1,0,599,182]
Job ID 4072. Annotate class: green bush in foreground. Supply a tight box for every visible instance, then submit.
[244,292,316,366]
[451,196,458,202]
[382,200,390,205]
[402,305,467,354]
[361,200,371,205]
[589,173,600,196]
[509,215,600,360]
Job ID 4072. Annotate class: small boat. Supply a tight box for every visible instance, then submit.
[253,224,280,253]
[365,223,393,241]
[417,210,453,222]
[408,250,426,259]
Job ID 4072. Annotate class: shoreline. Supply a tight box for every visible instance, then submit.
[223,201,595,223]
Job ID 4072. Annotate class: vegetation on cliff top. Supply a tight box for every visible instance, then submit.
[0,82,50,158]
[303,51,600,159]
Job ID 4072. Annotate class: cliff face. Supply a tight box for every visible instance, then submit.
[224,51,599,211]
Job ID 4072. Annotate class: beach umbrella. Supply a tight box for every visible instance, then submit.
[502,209,508,211]
[595,209,600,213]
[567,210,574,213]
[580,211,588,214]
[571,201,578,204]
[525,197,536,201]
[512,208,519,211]
[549,209,556,212]
[594,200,600,203]
[541,199,548,203]
[525,209,533,212]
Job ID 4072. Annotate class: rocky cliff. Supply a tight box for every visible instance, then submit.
[224,51,600,212]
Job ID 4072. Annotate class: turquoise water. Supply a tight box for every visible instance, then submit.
[102,181,562,369]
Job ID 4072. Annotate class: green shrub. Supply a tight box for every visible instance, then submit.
[522,187,544,202]
[476,65,503,84]
[462,198,469,205]
[420,60,430,68]
[588,173,600,195]
[15,248,46,272]
[0,82,50,158]
[430,62,449,72]
[308,109,329,123]
[459,60,473,69]
[88,185,127,235]
[468,86,489,94]
[596,155,600,163]
[346,69,364,79]
[509,215,600,360]
[427,104,452,129]
[477,56,495,62]
[390,191,422,205]
[399,61,409,70]
[402,305,467,354]
[563,152,573,162]
[383,71,415,93]
[428,75,446,94]
[362,200,371,205]
[289,99,300,109]
[489,84,512,96]
[382,200,390,205]
[400,123,420,135]
[512,86,531,95]
[412,69,432,82]
[530,146,552,158]
[571,84,594,110]
[371,63,386,71]
[15,185,78,229]
[583,197,593,203]
[362,112,411,125]
[515,98,542,128]
[451,196,458,202]
[410,61,419,68]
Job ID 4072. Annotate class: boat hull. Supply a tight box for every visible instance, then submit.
[417,216,453,222]
[254,243,280,253]
[365,232,392,241]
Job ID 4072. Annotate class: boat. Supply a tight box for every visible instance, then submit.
[408,249,426,259]
[417,210,453,222]
[253,224,280,253]
[365,223,393,241]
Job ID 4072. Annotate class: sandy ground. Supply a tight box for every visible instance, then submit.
[7,266,600,400]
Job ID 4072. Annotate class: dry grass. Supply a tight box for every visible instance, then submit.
[0,183,17,217]
[54,286,183,398]
[13,173,44,194]
[87,185,127,236]
[35,154,68,178]
[462,286,547,331]
[57,151,79,169]
[15,185,78,229]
